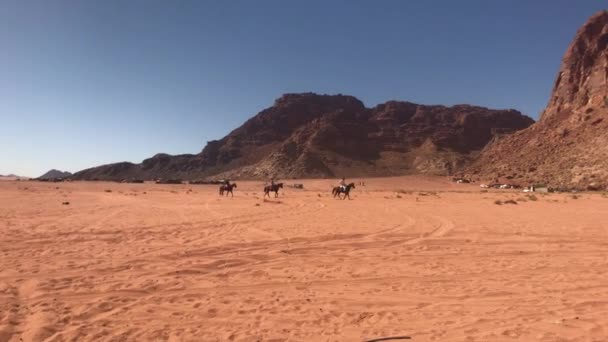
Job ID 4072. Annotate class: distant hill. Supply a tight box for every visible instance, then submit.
[0,174,29,181]
[73,93,533,181]
[38,169,72,180]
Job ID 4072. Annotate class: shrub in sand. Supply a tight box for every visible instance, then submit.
[571,194,580,200]
[503,199,518,205]
[526,194,538,201]
[494,200,503,205]
[104,189,112,193]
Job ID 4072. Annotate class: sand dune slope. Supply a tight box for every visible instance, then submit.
[1,178,607,341]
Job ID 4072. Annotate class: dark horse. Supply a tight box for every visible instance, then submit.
[219,183,237,197]
[332,182,356,200]
[264,183,283,198]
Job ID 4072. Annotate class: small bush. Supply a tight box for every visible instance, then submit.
[494,200,503,205]
[571,194,579,200]
[504,199,518,205]
[526,194,538,201]
[104,189,112,193]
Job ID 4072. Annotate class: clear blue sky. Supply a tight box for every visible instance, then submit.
[1,1,605,177]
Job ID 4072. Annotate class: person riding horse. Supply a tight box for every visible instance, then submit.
[332,178,355,200]
[219,180,237,197]
[264,179,283,198]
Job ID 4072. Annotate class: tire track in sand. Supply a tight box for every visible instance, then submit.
[403,215,455,245]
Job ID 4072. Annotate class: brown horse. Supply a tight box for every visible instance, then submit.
[219,183,237,197]
[332,182,355,200]
[264,183,283,198]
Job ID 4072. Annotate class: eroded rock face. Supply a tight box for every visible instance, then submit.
[467,11,608,190]
[543,10,608,122]
[73,92,532,181]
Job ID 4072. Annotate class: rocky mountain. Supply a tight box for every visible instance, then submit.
[466,10,608,190]
[73,93,533,181]
[38,169,73,180]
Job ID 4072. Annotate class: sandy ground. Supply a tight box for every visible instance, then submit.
[0,177,607,342]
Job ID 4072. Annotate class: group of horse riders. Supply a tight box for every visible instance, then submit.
[220,177,352,198]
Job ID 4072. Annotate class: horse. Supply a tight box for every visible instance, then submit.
[219,183,237,197]
[264,183,283,198]
[332,182,356,200]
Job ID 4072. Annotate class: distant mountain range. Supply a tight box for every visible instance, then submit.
[38,169,72,180]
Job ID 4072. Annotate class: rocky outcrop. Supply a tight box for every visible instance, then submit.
[73,92,532,181]
[466,10,608,190]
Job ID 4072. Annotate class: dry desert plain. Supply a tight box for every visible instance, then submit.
[1,177,607,342]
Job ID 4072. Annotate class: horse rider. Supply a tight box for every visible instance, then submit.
[338,177,347,192]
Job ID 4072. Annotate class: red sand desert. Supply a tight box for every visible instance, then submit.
[1,177,607,341]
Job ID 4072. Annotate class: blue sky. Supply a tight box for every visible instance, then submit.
[1,1,605,177]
